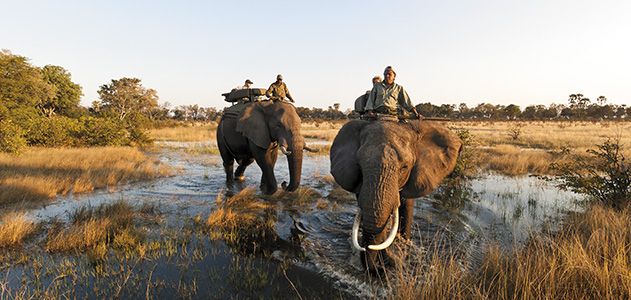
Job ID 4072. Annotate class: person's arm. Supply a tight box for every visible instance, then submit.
[365,86,377,111]
[399,88,419,117]
[284,83,294,102]
[266,84,274,98]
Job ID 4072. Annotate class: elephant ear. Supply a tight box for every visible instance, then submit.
[236,103,272,149]
[401,121,462,198]
[330,120,370,193]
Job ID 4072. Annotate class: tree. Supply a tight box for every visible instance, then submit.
[0,50,54,110]
[96,78,158,120]
[40,65,83,117]
[596,96,607,106]
[503,104,521,120]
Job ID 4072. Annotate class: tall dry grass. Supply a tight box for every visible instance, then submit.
[389,204,631,299]
[476,144,573,175]
[0,147,171,208]
[301,121,344,141]
[45,200,138,256]
[0,212,37,248]
[450,120,631,152]
[149,123,217,142]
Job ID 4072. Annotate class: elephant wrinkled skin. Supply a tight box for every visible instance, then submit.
[217,101,305,194]
[330,119,461,271]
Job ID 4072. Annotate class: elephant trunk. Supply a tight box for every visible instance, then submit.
[357,160,400,271]
[284,136,303,192]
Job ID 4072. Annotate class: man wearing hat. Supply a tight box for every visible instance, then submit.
[235,79,253,90]
[365,66,419,118]
[266,74,294,103]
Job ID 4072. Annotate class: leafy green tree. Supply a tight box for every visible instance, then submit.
[40,65,83,117]
[96,77,159,120]
[0,50,54,111]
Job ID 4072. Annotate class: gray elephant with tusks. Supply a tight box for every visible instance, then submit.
[217,101,315,195]
[330,119,462,271]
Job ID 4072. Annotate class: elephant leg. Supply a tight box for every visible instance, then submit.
[252,145,278,195]
[234,158,253,182]
[398,197,415,240]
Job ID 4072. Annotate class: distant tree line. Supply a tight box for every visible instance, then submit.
[415,94,630,120]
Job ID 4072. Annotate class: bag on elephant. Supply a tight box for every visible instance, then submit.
[223,88,267,102]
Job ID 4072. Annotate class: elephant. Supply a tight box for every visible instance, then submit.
[217,101,311,195]
[330,119,462,271]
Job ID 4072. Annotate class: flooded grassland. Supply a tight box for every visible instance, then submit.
[0,136,591,299]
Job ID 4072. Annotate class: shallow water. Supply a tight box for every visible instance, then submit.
[21,142,583,298]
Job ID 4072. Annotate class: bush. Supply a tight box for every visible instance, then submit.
[26,116,79,147]
[74,116,129,146]
[433,129,479,208]
[552,138,631,209]
[0,119,27,153]
[124,112,152,146]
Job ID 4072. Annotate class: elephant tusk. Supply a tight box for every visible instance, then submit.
[280,145,292,156]
[367,209,399,251]
[303,145,318,153]
[351,208,399,252]
[352,213,366,252]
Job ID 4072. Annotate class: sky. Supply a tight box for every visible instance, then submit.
[2,0,630,110]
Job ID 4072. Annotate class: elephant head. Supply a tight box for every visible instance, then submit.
[330,120,461,270]
[236,101,305,193]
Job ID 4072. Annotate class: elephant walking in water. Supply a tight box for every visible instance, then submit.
[217,101,307,195]
[330,119,461,271]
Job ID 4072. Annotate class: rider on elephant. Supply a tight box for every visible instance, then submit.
[364,66,420,119]
[353,75,382,117]
[266,74,294,103]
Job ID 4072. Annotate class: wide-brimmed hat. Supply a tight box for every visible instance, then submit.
[245,79,253,84]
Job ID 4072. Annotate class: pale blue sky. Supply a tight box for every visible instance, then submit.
[2,0,630,109]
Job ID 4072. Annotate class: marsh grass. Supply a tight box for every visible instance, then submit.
[45,201,137,257]
[267,187,322,206]
[388,204,631,299]
[477,144,572,176]
[301,121,343,142]
[149,123,217,142]
[206,188,278,253]
[0,147,171,208]
[450,121,631,151]
[0,212,37,248]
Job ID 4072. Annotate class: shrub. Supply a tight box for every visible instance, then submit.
[26,116,79,147]
[433,129,478,208]
[552,137,631,209]
[0,119,27,153]
[74,116,129,146]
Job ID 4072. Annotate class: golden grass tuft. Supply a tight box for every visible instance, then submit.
[206,188,278,252]
[389,204,631,299]
[0,212,37,248]
[45,200,137,255]
[0,147,171,208]
[206,188,270,231]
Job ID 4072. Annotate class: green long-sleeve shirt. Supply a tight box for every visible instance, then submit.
[365,82,414,113]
